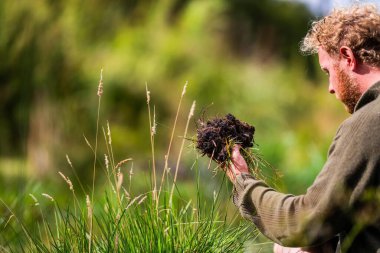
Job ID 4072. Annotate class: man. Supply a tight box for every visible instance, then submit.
[225,5,380,253]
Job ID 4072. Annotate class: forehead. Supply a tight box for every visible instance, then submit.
[318,48,331,64]
[318,48,338,68]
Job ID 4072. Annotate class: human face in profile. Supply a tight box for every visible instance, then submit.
[318,48,361,113]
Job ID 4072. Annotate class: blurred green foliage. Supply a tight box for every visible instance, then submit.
[0,0,348,204]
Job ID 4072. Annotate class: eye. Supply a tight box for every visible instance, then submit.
[322,68,329,76]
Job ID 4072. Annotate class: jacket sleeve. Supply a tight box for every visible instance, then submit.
[233,112,380,247]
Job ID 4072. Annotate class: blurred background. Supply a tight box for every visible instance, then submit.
[0,0,377,250]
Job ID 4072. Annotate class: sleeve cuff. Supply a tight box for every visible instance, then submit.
[232,173,255,206]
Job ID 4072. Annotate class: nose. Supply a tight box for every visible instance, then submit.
[328,83,335,94]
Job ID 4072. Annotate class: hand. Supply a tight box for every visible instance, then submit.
[225,145,249,182]
[273,243,310,253]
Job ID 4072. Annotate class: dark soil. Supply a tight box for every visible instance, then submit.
[196,114,255,164]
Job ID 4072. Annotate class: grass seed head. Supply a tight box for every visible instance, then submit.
[146,84,150,104]
[104,154,109,170]
[182,81,188,96]
[189,101,196,118]
[97,68,103,97]
[151,106,157,135]
[117,172,123,191]
[107,121,112,145]
[115,158,133,170]
[66,154,73,168]
[42,193,54,202]
[86,195,92,219]
[58,171,74,192]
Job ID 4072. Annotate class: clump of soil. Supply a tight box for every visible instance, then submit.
[196,114,255,164]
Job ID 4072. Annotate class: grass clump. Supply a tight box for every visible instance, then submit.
[1,185,250,252]
[0,76,255,252]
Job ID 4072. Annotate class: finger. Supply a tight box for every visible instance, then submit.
[230,147,249,174]
[231,145,242,160]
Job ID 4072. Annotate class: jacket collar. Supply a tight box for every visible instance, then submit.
[354,81,380,113]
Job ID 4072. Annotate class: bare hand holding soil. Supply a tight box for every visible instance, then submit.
[227,145,249,181]
[196,113,255,163]
[196,113,278,185]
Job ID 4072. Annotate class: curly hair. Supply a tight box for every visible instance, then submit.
[301,4,380,67]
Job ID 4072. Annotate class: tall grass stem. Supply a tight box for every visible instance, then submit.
[90,68,103,252]
[158,81,188,204]
[170,100,195,206]
[146,84,157,205]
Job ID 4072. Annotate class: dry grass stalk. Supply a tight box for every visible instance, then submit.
[105,121,117,194]
[90,68,103,253]
[64,154,87,196]
[114,158,132,170]
[58,171,74,192]
[137,196,147,205]
[113,159,129,203]
[207,150,215,171]
[58,171,81,216]
[146,84,157,204]
[158,81,188,203]
[170,100,196,206]
[101,126,118,201]
[106,122,117,175]
[105,121,116,175]
[83,135,94,151]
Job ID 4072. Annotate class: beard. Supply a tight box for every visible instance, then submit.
[335,66,362,114]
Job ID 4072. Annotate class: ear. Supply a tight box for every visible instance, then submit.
[339,46,357,70]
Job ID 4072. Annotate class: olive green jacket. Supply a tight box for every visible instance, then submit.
[233,82,380,253]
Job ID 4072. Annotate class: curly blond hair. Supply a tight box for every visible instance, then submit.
[301,4,380,67]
